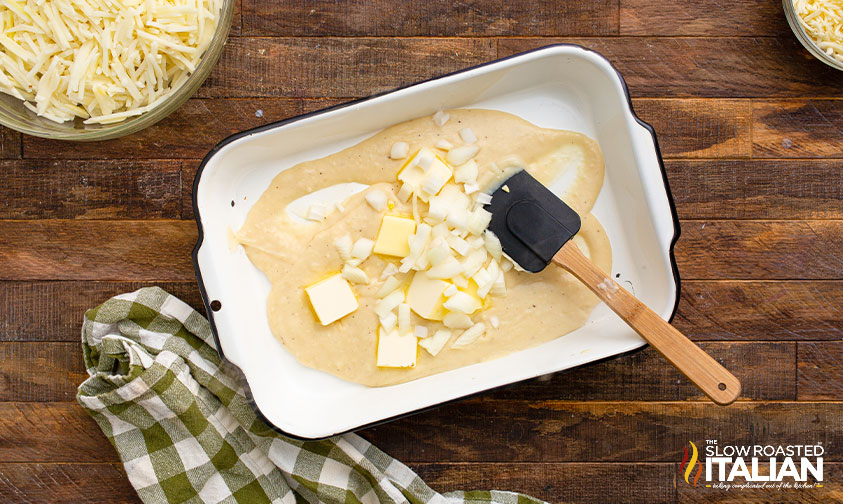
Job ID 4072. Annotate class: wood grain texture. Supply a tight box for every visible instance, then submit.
[361,401,843,463]
[675,221,843,280]
[0,463,141,504]
[0,126,21,159]
[0,341,793,402]
[487,342,794,402]
[198,37,496,99]
[498,38,843,98]
[2,280,838,344]
[633,99,751,159]
[620,0,787,36]
[0,160,183,219]
[7,401,841,463]
[798,342,843,401]
[665,160,843,220]
[415,462,675,504]
[676,281,843,341]
[0,281,204,342]
[0,403,117,462]
[753,100,843,158]
[0,221,197,281]
[241,0,619,37]
[0,220,839,280]
[22,99,300,159]
[0,343,87,401]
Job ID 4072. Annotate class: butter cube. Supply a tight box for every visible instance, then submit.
[373,215,416,257]
[305,274,358,325]
[406,272,450,321]
[377,327,417,368]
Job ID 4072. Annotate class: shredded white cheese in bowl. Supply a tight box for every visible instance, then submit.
[0,0,233,139]
[786,0,843,70]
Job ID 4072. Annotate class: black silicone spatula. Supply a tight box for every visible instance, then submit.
[486,170,741,405]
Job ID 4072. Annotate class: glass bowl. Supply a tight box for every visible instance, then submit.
[783,0,843,71]
[0,0,235,141]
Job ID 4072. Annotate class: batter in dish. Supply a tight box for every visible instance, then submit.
[237,109,611,386]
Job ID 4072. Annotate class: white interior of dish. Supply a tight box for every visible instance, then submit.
[194,45,677,439]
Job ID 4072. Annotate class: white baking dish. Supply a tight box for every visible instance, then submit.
[192,44,680,439]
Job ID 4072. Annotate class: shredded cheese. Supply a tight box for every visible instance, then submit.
[0,0,222,124]
[793,0,843,62]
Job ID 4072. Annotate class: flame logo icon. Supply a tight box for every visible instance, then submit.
[680,441,703,487]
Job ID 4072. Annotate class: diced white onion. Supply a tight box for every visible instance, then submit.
[390,141,410,160]
[365,189,388,211]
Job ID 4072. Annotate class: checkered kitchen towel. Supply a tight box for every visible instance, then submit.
[76,287,544,504]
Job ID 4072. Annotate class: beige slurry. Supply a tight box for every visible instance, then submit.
[236,109,612,386]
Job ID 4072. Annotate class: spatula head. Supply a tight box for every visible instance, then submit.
[485,170,581,272]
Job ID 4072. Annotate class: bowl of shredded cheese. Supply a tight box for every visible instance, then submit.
[785,0,843,71]
[0,0,234,140]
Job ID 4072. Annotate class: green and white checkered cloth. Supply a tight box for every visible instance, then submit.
[76,287,544,504]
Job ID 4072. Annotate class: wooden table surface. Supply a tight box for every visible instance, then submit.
[1,1,842,502]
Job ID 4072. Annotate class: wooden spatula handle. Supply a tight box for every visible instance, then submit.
[552,241,741,405]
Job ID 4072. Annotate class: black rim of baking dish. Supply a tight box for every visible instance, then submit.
[191,43,683,440]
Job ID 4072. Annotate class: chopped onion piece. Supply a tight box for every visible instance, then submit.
[475,192,493,206]
[467,208,492,235]
[419,329,451,356]
[306,204,329,221]
[435,139,454,151]
[433,110,450,126]
[414,325,429,339]
[453,160,478,184]
[375,290,405,318]
[484,230,503,261]
[489,315,500,329]
[443,291,479,314]
[427,240,453,266]
[365,189,388,211]
[380,263,399,279]
[334,234,353,261]
[446,145,480,166]
[380,312,398,332]
[459,127,477,144]
[390,142,410,159]
[351,238,375,261]
[443,312,473,329]
[452,322,486,348]
[342,265,370,285]
[377,275,403,298]
[426,257,463,279]
[443,284,458,297]
[446,233,471,256]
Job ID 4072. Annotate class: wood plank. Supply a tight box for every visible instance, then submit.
[7,401,842,463]
[0,160,183,219]
[498,38,843,98]
[0,220,839,280]
[632,99,751,159]
[360,401,843,463]
[620,0,786,36]
[675,221,843,280]
[676,281,843,341]
[487,342,795,402]
[753,100,843,158]
[0,220,197,281]
[0,341,793,402]
[241,0,618,37]
[415,462,675,504]
[0,281,204,342]
[0,126,21,159]
[677,463,840,503]
[197,37,496,99]
[798,342,843,401]
[22,99,300,159]
[3,280,839,344]
[665,160,843,220]
[0,403,118,463]
[0,463,140,504]
[0,343,87,402]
